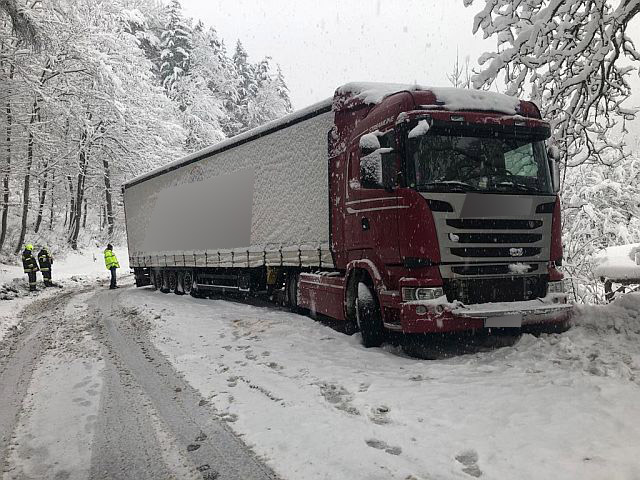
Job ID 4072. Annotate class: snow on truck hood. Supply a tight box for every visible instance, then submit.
[336,82,521,115]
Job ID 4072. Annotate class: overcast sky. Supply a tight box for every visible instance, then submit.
[179,0,492,109]
[179,0,640,142]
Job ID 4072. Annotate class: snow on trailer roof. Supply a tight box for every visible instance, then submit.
[335,82,522,115]
[124,97,333,188]
[594,243,640,282]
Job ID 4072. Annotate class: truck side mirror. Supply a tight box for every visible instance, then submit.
[360,148,397,190]
[359,132,380,157]
[360,150,383,188]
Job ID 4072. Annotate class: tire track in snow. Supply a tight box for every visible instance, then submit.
[88,288,278,480]
[0,287,92,476]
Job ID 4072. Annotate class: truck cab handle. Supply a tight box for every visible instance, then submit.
[361,217,370,231]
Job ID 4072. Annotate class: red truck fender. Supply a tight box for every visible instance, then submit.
[344,259,385,319]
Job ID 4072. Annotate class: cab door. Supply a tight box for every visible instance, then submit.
[344,130,401,265]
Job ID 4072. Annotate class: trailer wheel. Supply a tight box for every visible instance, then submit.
[151,271,159,291]
[182,270,194,295]
[355,281,385,348]
[175,271,185,295]
[286,271,299,312]
[167,270,178,292]
[160,270,170,293]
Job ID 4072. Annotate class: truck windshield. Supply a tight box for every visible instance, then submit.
[406,128,553,195]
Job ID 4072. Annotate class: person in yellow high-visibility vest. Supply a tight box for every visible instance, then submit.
[104,244,120,289]
[21,244,39,291]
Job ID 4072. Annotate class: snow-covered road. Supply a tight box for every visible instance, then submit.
[0,279,276,480]
[1,274,639,480]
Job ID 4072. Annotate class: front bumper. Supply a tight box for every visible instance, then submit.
[398,297,573,334]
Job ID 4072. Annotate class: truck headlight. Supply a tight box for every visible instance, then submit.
[402,287,444,301]
[547,281,565,294]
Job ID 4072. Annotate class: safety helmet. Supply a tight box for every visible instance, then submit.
[25,244,33,251]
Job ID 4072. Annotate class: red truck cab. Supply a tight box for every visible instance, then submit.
[298,83,571,346]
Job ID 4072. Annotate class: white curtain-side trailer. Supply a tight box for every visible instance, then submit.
[123,100,334,294]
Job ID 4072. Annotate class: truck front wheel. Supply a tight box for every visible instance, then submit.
[356,281,385,348]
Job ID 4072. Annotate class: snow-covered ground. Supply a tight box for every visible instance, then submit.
[0,246,129,342]
[122,288,640,480]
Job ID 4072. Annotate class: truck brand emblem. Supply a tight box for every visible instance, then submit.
[509,247,524,257]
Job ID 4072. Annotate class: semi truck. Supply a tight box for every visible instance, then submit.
[123,82,573,347]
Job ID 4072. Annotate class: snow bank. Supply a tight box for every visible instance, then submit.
[337,82,521,114]
[593,243,640,281]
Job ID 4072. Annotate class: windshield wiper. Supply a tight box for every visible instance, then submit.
[494,180,538,193]
[419,180,476,192]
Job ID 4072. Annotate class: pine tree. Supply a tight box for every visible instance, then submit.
[274,65,292,112]
[159,0,192,92]
[229,40,258,135]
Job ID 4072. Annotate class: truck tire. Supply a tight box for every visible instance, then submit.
[160,270,170,293]
[151,271,159,291]
[175,271,185,295]
[356,281,385,348]
[182,270,194,296]
[167,270,178,292]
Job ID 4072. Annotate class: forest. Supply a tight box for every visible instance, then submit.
[0,0,291,256]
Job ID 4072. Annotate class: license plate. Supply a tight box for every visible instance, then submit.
[485,314,522,328]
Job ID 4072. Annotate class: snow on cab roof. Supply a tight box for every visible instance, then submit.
[336,82,521,115]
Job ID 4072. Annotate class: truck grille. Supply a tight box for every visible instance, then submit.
[444,276,547,305]
[453,233,542,244]
[450,264,539,276]
[447,219,542,230]
[450,247,541,258]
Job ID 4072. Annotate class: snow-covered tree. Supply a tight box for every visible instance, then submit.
[465,0,640,170]
[0,0,40,47]
[159,0,192,92]
[0,0,292,254]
